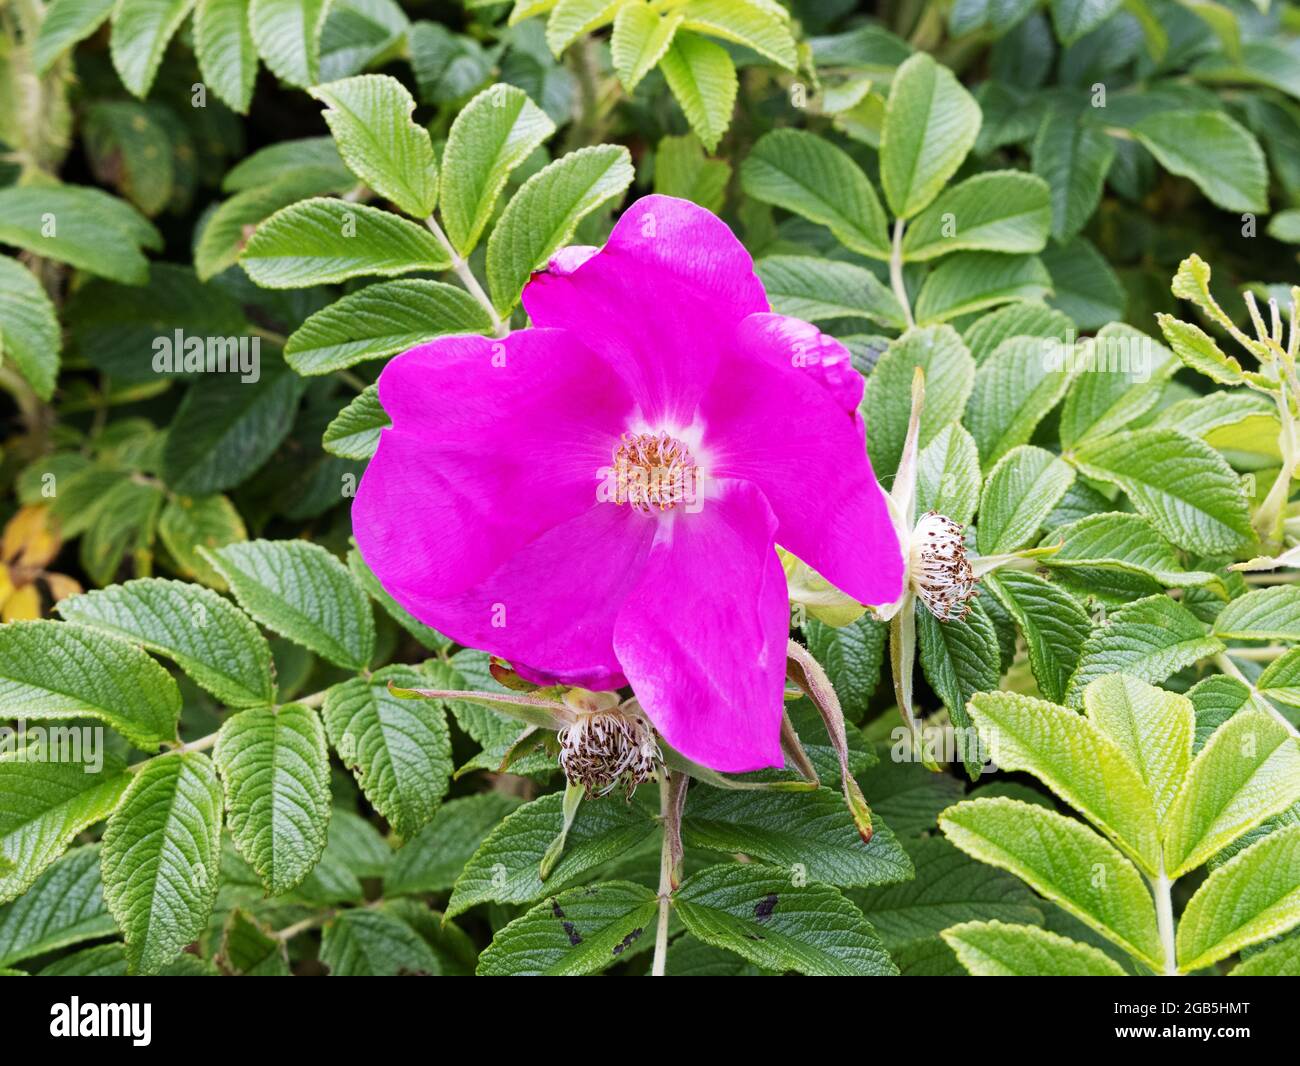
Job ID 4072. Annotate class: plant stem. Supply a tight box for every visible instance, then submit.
[1150,865,1179,976]
[1214,653,1300,739]
[890,219,915,329]
[652,772,674,977]
[423,215,507,337]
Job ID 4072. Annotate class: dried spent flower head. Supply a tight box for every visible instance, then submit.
[909,511,976,621]
[558,703,661,798]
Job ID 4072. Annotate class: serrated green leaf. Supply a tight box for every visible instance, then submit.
[1229,933,1300,975]
[0,256,60,401]
[285,279,492,375]
[195,0,257,112]
[915,252,1052,325]
[1057,323,1174,448]
[0,845,116,968]
[755,255,904,329]
[1156,313,1270,389]
[1041,236,1125,331]
[1188,674,1253,752]
[1162,710,1300,877]
[917,599,1000,778]
[880,52,980,219]
[206,540,375,670]
[1133,110,1267,213]
[943,919,1127,975]
[741,128,889,259]
[158,495,246,590]
[940,797,1163,968]
[1032,105,1115,240]
[249,0,329,87]
[611,3,683,92]
[241,198,451,288]
[310,75,439,218]
[915,422,980,526]
[965,335,1075,468]
[0,621,180,750]
[34,0,116,75]
[984,571,1091,703]
[1176,824,1300,972]
[682,786,912,888]
[485,144,633,312]
[1213,586,1300,641]
[478,880,657,975]
[220,908,290,974]
[801,614,886,722]
[866,325,975,475]
[109,0,196,98]
[101,752,223,975]
[386,792,521,895]
[319,908,441,974]
[223,137,353,192]
[1040,512,1224,592]
[678,0,795,69]
[323,666,452,838]
[447,792,657,917]
[675,862,896,975]
[214,704,331,894]
[652,132,731,212]
[963,301,1074,365]
[903,171,1051,261]
[1072,428,1254,554]
[545,0,621,54]
[56,578,273,708]
[321,385,388,460]
[659,32,737,153]
[976,445,1075,555]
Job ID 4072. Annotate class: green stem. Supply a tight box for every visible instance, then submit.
[890,219,915,329]
[1215,653,1300,739]
[423,215,507,337]
[1150,865,1179,976]
[652,772,674,977]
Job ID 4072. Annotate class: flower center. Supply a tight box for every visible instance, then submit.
[909,511,976,621]
[611,431,700,514]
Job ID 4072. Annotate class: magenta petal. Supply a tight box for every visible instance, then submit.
[613,480,788,773]
[410,503,657,690]
[700,315,904,606]
[354,329,633,605]
[521,196,769,423]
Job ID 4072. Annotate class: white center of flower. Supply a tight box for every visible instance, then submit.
[909,511,976,621]
[610,431,700,514]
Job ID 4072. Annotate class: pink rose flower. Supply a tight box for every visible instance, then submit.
[354,195,903,772]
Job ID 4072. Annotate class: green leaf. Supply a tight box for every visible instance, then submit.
[1040,512,1224,592]
[1041,236,1125,331]
[206,540,375,670]
[223,136,353,192]
[659,32,737,153]
[285,279,492,375]
[682,786,913,888]
[249,0,329,87]
[161,354,305,495]
[611,3,683,92]
[441,85,556,255]
[220,908,290,975]
[915,252,1052,325]
[0,752,129,905]
[157,494,247,590]
[1189,674,1253,751]
[56,578,273,708]
[984,571,1091,704]
[916,421,981,525]
[965,335,1075,468]
[943,919,1127,976]
[1255,648,1300,709]
[323,666,452,838]
[101,752,223,975]
[0,621,180,750]
[213,704,331,894]
[1229,934,1300,976]
[1133,110,1267,213]
[310,75,439,218]
[82,102,174,217]
[478,881,658,975]
[0,256,60,400]
[319,908,441,975]
[485,144,633,313]
[1162,710,1300,877]
[1032,105,1115,239]
[34,0,116,75]
[964,300,1074,364]
[1050,0,1123,43]
[866,325,976,475]
[322,386,388,460]
[347,549,449,652]
[968,691,1160,872]
[917,599,1001,778]
[741,129,889,259]
[0,185,160,285]
[545,0,621,55]
[447,792,657,917]
[385,792,521,895]
[1213,586,1300,641]
[1156,313,1270,389]
[1176,824,1300,972]
[678,0,795,69]
[675,862,896,976]
[903,171,1051,261]
[940,797,1163,968]
[976,445,1075,555]
[802,615,886,722]
[0,846,116,968]
[195,0,256,113]
[241,198,451,288]
[109,0,196,98]
[1066,595,1223,708]
[1082,674,1194,824]
[880,52,981,219]
[652,133,731,212]
[1058,324,1173,448]
[755,256,904,329]
[1072,428,1254,555]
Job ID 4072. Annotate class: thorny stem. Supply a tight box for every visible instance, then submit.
[423,215,508,338]
[1150,866,1179,976]
[890,218,915,329]
[1214,653,1300,739]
